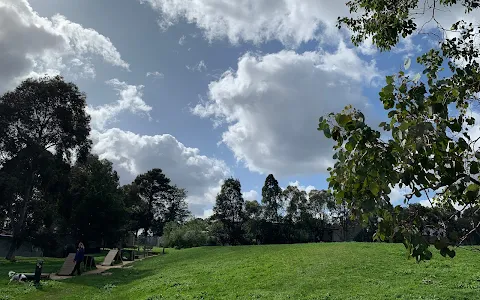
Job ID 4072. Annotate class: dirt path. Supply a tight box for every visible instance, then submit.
[49,255,157,280]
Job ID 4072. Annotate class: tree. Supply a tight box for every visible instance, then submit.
[152,186,191,236]
[283,186,309,223]
[0,76,91,260]
[308,189,335,221]
[213,178,245,244]
[330,199,354,242]
[160,186,190,225]
[0,149,71,256]
[68,155,127,248]
[261,174,283,222]
[243,200,264,244]
[245,200,263,220]
[318,0,480,260]
[133,168,172,237]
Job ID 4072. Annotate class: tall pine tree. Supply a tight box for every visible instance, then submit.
[213,178,245,244]
[261,174,283,222]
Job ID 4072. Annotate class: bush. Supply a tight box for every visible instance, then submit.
[163,219,209,249]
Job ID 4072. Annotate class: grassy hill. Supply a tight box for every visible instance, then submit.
[1,243,479,300]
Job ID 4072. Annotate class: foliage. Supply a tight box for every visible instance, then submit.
[163,219,209,249]
[3,244,480,299]
[121,183,146,237]
[318,0,480,260]
[283,185,309,223]
[67,155,127,247]
[261,174,283,222]
[0,75,91,260]
[132,168,188,236]
[158,186,190,226]
[213,178,245,244]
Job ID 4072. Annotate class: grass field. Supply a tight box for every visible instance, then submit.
[1,243,480,300]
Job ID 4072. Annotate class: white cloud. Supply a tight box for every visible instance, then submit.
[50,14,129,70]
[392,36,422,55]
[90,129,231,217]
[288,181,316,194]
[192,43,379,177]
[388,185,412,206]
[243,190,259,201]
[186,60,207,72]
[86,79,152,130]
[146,71,165,79]
[86,81,230,217]
[418,199,432,208]
[0,0,128,92]
[140,0,349,47]
[200,209,214,219]
[178,35,186,45]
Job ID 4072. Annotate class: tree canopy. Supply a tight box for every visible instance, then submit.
[0,75,91,260]
[317,0,480,261]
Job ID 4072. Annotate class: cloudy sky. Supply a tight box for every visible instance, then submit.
[2,0,473,217]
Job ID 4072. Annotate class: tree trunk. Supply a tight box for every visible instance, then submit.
[5,165,35,261]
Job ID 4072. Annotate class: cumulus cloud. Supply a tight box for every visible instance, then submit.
[139,0,350,47]
[388,185,412,206]
[90,129,231,216]
[243,190,259,202]
[85,78,230,217]
[0,0,128,92]
[192,42,379,177]
[86,79,152,130]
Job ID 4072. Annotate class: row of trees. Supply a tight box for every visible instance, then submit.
[163,174,480,250]
[0,76,191,260]
[210,176,352,246]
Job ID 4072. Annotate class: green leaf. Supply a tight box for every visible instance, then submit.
[470,161,479,175]
[386,75,394,85]
[466,183,479,193]
[452,89,459,98]
[337,114,352,126]
[369,182,380,195]
[323,127,332,138]
[345,141,354,152]
[388,110,397,118]
[382,84,395,96]
[404,57,411,70]
[414,189,422,197]
[399,122,409,131]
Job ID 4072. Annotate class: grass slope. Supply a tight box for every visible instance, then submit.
[1,243,480,300]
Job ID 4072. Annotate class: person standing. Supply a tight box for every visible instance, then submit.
[70,242,85,276]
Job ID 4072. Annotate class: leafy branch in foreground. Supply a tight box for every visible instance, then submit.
[321,0,480,261]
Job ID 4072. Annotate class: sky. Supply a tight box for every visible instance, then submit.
[1,0,477,217]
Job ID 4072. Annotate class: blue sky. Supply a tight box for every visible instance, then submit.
[2,0,470,217]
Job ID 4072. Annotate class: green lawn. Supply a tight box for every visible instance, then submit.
[1,243,480,300]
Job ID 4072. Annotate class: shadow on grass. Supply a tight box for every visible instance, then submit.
[49,253,171,290]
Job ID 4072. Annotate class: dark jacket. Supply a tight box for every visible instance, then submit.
[74,248,85,262]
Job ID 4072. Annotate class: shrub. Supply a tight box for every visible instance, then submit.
[163,219,209,249]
